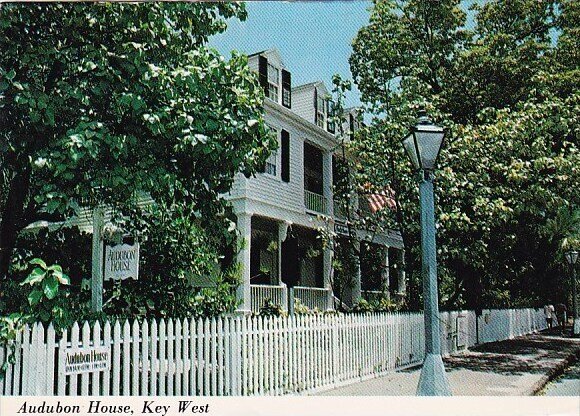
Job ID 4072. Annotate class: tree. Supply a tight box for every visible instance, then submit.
[349,0,579,309]
[0,3,274,282]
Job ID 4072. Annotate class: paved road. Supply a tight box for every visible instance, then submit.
[540,361,580,396]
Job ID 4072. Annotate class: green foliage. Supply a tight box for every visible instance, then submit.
[349,0,580,309]
[18,258,77,329]
[101,203,240,320]
[351,298,399,313]
[258,299,286,317]
[0,2,274,283]
[293,298,321,315]
[0,313,26,377]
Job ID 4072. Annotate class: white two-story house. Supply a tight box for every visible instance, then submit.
[227,49,406,313]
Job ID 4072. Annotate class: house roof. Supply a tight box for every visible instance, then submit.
[292,81,328,95]
[248,48,285,69]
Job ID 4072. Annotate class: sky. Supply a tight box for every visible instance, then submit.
[208,1,373,109]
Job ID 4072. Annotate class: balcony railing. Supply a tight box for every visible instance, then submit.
[251,284,288,313]
[304,190,328,214]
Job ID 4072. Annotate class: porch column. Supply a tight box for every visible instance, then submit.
[397,248,406,301]
[277,221,291,286]
[323,151,334,216]
[348,240,362,307]
[236,213,252,313]
[381,246,390,301]
[323,244,334,310]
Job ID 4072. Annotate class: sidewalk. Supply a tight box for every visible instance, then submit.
[314,330,580,396]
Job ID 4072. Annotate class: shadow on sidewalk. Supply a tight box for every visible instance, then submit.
[441,332,580,376]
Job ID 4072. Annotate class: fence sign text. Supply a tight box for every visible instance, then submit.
[64,346,110,375]
[104,242,139,281]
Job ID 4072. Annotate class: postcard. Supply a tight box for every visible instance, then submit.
[0,1,578,415]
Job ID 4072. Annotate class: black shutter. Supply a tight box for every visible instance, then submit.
[282,69,291,109]
[327,100,335,133]
[258,55,269,97]
[313,87,318,124]
[281,129,290,182]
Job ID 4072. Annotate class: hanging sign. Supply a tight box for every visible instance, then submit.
[104,242,140,281]
[64,346,110,375]
[334,222,349,236]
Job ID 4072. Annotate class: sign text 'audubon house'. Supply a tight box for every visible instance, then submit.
[64,346,110,375]
[104,243,139,281]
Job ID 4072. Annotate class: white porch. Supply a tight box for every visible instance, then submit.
[236,213,406,314]
[236,214,334,313]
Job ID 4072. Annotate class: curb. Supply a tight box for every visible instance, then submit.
[527,347,580,396]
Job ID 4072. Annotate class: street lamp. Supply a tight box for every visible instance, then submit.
[565,250,578,335]
[402,109,452,396]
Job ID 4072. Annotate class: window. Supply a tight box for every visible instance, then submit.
[283,89,291,107]
[265,126,278,176]
[327,100,336,133]
[268,63,279,102]
[316,96,325,128]
[265,149,277,176]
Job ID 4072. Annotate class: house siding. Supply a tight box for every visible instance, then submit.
[292,88,314,124]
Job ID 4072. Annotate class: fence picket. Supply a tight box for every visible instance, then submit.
[69,323,79,395]
[203,318,210,395]
[167,319,174,396]
[175,319,182,395]
[141,320,149,396]
[81,322,91,396]
[217,318,224,396]
[132,320,140,395]
[150,319,158,396]
[91,322,101,395]
[159,319,167,396]
[103,321,111,395]
[196,318,203,395]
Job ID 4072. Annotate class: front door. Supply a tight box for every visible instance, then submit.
[281,235,300,287]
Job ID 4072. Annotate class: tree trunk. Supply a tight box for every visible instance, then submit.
[0,168,31,281]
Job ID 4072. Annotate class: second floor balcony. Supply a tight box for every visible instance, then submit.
[304,189,328,214]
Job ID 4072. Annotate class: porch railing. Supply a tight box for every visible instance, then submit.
[292,286,332,311]
[362,290,386,303]
[304,190,327,214]
[250,284,288,313]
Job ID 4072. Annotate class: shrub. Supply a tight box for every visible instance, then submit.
[258,299,286,317]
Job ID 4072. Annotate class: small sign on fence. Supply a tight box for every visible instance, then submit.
[64,346,110,375]
[104,242,140,281]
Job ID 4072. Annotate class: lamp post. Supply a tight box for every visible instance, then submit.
[565,250,578,335]
[402,109,452,396]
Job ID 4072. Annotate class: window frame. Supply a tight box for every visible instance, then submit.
[316,95,326,128]
[267,63,280,103]
[264,125,280,178]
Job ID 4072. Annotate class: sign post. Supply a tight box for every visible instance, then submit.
[91,208,105,313]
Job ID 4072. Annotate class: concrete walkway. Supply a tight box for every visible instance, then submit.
[314,331,580,396]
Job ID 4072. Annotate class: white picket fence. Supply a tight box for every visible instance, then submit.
[0,308,546,396]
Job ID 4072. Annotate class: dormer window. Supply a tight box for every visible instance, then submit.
[257,53,292,109]
[316,96,325,128]
[267,63,279,102]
